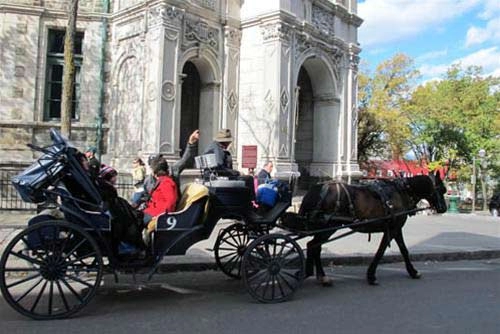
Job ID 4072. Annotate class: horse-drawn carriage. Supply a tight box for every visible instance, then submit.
[0,129,447,320]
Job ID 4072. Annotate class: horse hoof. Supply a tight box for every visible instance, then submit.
[367,277,378,285]
[318,276,333,287]
[410,272,421,279]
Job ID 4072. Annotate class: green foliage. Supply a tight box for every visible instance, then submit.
[357,54,419,159]
[357,56,499,190]
[405,64,499,174]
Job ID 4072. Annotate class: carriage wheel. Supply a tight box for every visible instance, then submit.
[0,221,103,320]
[242,234,305,303]
[214,223,253,279]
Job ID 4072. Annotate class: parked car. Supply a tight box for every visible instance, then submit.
[489,193,500,217]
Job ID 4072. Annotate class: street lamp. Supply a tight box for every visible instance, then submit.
[478,149,488,211]
[472,149,487,213]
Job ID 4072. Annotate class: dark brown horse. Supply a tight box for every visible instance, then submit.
[298,172,447,285]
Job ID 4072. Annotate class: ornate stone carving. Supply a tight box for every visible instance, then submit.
[148,5,183,28]
[349,52,360,72]
[116,17,144,41]
[228,90,238,113]
[161,81,175,101]
[14,66,25,77]
[280,88,289,114]
[264,90,275,113]
[183,15,219,51]
[312,5,335,36]
[192,0,216,10]
[261,23,292,42]
[147,82,157,101]
[224,26,241,47]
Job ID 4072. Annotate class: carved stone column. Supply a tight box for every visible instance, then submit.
[222,26,241,159]
[144,4,184,159]
[260,22,297,172]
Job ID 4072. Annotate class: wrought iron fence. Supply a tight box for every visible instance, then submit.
[0,169,135,211]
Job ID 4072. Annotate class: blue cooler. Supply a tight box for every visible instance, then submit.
[256,183,279,207]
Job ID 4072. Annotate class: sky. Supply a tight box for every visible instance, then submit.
[357,0,500,82]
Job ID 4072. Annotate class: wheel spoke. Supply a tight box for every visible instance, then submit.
[247,269,268,283]
[65,274,94,288]
[275,273,287,297]
[62,238,87,261]
[14,278,44,303]
[30,279,48,313]
[60,277,84,303]
[281,269,301,282]
[222,253,240,273]
[277,272,296,291]
[6,273,42,289]
[218,251,238,260]
[48,281,54,316]
[247,253,268,269]
[9,250,43,266]
[221,237,238,249]
[217,247,237,252]
[55,280,70,312]
[229,232,242,247]
[4,267,40,272]
[66,251,98,267]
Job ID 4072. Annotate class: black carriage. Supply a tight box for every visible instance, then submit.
[0,129,304,319]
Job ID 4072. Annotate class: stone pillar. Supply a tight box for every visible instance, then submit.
[309,95,341,177]
[346,45,362,182]
[222,25,241,161]
[260,22,297,173]
[144,5,184,160]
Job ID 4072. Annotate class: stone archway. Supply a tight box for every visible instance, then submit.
[180,61,200,157]
[178,51,221,155]
[295,67,314,178]
[293,55,339,180]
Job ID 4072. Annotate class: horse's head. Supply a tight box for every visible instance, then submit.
[427,171,447,213]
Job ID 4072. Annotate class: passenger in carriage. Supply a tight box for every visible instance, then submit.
[142,130,200,222]
[132,129,200,209]
[142,160,177,224]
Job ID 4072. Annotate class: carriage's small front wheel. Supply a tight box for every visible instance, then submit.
[0,221,103,320]
[214,223,253,279]
[242,234,305,303]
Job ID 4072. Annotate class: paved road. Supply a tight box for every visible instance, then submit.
[1,212,499,268]
[0,259,498,333]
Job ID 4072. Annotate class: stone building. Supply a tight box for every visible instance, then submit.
[0,0,362,181]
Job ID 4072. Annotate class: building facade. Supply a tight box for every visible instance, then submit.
[0,0,362,180]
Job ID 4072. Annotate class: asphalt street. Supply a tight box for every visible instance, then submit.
[0,259,498,334]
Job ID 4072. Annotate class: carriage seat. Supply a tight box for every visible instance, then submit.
[147,183,209,232]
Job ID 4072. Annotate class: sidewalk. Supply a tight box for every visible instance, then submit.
[1,210,499,270]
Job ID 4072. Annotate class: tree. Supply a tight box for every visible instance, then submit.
[61,0,79,138]
[357,72,385,162]
[406,64,500,178]
[357,54,419,160]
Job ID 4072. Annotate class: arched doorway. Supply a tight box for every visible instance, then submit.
[295,67,314,178]
[180,61,200,157]
[293,56,338,182]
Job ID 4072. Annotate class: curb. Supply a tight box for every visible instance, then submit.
[154,250,500,273]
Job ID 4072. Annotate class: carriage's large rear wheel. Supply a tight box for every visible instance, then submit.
[0,221,103,320]
[242,234,305,303]
[214,223,252,279]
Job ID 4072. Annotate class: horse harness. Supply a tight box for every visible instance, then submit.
[312,179,416,241]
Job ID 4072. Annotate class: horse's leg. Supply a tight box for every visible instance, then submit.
[394,229,421,279]
[366,232,391,285]
[306,232,333,286]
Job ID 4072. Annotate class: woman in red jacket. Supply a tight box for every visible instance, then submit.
[143,160,177,223]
